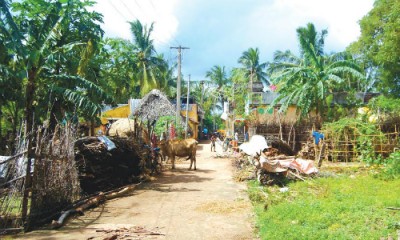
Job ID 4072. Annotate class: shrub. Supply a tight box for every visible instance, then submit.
[380,151,400,180]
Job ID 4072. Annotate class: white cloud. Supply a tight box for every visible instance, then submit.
[247,0,375,52]
[93,0,179,47]
[91,0,374,79]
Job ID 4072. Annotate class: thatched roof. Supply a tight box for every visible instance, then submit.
[133,89,176,121]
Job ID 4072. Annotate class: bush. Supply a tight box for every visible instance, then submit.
[322,118,386,164]
[380,151,400,180]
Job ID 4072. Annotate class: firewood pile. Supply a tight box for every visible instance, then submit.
[74,136,144,194]
[297,141,316,160]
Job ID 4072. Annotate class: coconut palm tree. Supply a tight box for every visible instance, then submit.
[205,65,229,90]
[129,20,169,97]
[268,23,365,119]
[238,48,268,92]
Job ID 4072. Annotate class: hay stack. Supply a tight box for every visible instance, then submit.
[108,118,135,137]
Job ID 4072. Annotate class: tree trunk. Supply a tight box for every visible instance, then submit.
[0,106,3,142]
[22,67,37,228]
[10,102,19,153]
[49,99,62,133]
[49,65,62,133]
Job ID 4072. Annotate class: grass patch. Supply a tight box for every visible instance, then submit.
[248,174,400,239]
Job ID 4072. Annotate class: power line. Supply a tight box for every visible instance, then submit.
[107,0,129,21]
[120,0,139,20]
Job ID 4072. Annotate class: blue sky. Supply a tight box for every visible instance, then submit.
[94,0,374,81]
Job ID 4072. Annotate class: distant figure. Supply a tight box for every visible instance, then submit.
[234,132,239,141]
[312,131,324,145]
[151,132,158,148]
[203,127,208,135]
[160,132,166,141]
[244,132,249,142]
[210,134,216,152]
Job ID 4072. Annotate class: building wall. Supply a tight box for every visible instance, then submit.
[253,105,299,124]
[100,105,130,124]
[180,104,199,139]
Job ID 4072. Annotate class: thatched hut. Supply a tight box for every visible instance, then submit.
[133,89,176,121]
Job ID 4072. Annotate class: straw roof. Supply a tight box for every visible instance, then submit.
[133,89,176,121]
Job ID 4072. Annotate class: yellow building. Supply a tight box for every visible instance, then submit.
[180,103,200,139]
[98,97,201,139]
[100,104,130,124]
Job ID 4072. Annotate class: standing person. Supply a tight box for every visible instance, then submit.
[234,132,239,142]
[151,132,158,148]
[210,134,216,152]
[244,132,249,142]
[233,132,239,152]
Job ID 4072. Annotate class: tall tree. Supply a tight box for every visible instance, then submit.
[129,20,168,97]
[348,0,400,97]
[205,65,229,90]
[268,23,365,119]
[238,47,268,91]
[99,38,138,102]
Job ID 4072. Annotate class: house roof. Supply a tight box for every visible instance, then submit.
[250,91,380,106]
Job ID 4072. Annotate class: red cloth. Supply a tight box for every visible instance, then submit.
[170,124,176,139]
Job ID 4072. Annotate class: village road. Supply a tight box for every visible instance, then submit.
[16,141,257,240]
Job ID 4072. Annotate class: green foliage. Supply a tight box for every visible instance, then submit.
[249,175,400,239]
[206,65,229,90]
[348,0,400,96]
[379,151,400,180]
[238,47,268,86]
[153,115,174,137]
[323,118,386,164]
[99,38,138,101]
[368,95,400,116]
[129,20,170,97]
[268,23,365,119]
[0,0,109,140]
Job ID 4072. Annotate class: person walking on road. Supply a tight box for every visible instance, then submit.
[211,134,216,152]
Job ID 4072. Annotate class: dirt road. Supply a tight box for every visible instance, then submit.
[16,141,256,240]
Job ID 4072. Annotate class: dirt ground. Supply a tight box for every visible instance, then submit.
[14,141,257,240]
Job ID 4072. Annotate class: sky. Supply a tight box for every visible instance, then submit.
[93,0,375,81]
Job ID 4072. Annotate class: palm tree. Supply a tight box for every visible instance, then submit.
[238,48,268,92]
[268,23,365,119]
[206,65,229,90]
[205,65,230,119]
[129,20,168,96]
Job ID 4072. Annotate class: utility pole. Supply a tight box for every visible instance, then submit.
[200,81,205,139]
[170,46,189,129]
[185,75,190,138]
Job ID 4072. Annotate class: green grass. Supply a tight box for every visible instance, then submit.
[248,174,400,239]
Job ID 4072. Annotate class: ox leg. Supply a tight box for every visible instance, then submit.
[172,156,175,169]
[189,156,196,170]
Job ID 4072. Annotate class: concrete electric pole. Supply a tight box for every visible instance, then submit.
[170,46,189,128]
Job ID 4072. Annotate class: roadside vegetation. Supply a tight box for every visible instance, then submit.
[1,0,400,236]
[243,1,400,238]
[248,168,400,239]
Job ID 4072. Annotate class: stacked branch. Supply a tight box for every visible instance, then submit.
[74,136,143,194]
